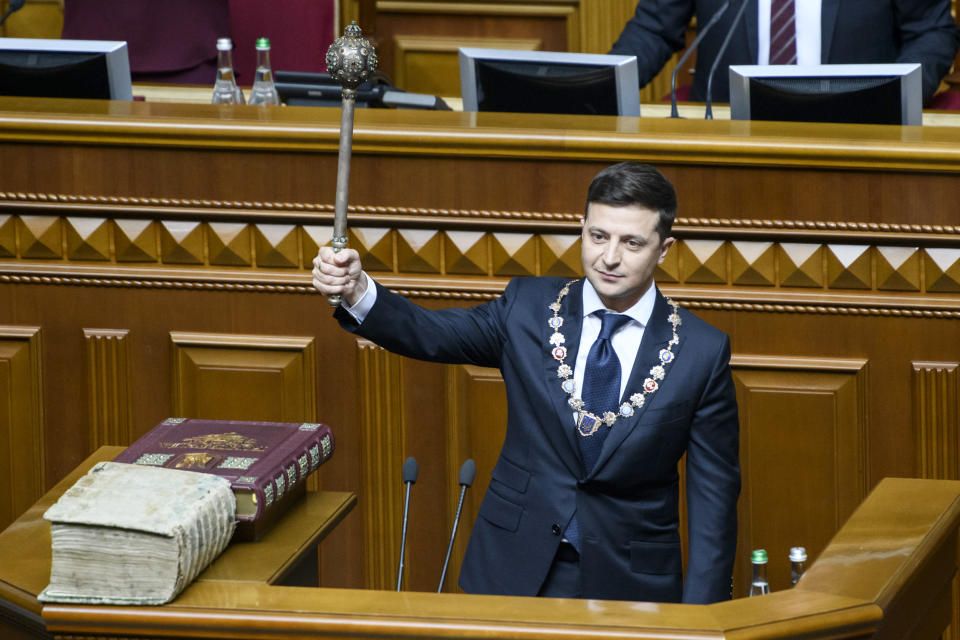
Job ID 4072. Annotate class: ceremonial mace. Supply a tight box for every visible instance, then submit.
[325,22,378,306]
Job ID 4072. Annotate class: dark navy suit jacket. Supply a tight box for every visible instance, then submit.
[610,0,960,104]
[337,277,740,603]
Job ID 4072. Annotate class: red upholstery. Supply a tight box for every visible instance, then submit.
[228,0,335,83]
[62,0,230,84]
[61,0,335,85]
[928,90,960,110]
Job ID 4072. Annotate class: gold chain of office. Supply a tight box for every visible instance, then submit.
[546,281,682,437]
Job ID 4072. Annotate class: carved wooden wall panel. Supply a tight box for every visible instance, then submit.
[443,364,508,592]
[0,327,43,532]
[730,355,868,596]
[340,0,576,96]
[914,362,959,481]
[913,362,960,640]
[83,328,131,450]
[3,210,960,312]
[170,332,317,423]
[356,340,405,591]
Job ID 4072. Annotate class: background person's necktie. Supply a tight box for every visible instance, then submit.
[770,0,798,65]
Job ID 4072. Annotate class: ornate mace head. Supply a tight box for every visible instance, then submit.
[326,22,378,90]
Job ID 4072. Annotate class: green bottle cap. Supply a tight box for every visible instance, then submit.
[751,549,768,563]
[256,37,270,49]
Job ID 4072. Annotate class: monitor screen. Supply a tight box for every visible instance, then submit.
[0,38,133,100]
[728,64,922,126]
[459,48,640,117]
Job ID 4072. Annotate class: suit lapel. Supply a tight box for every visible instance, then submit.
[743,0,759,64]
[820,0,840,62]
[543,279,585,477]
[590,290,682,477]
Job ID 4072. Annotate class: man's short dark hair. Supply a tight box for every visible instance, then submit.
[585,162,678,241]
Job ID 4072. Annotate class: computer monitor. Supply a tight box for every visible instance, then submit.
[459,48,640,117]
[0,38,133,100]
[728,64,922,126]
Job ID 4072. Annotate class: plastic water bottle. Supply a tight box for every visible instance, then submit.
[248,37,280,105]
[748,549,770,596]
[789,546,807,586]
[211,38,245,104]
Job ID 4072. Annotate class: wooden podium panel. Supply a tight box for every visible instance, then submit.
[0,447,356,640]
[20,476,960,640]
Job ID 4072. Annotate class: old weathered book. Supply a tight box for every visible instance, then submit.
[40,461,235,605]
[113,418,335,540]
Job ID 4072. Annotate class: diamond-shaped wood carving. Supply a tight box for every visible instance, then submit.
[876,247,920,291]
[254,224,299,268]
[302,225,333,266]
[0,215,15,258]
[65,217,111,261]
[539,234,581,277]
[208,222,252,266]
[397,229,441,274]
[492,232,537,277]
[655,241,680,283]
[778,243,823,288]
[730,241,775,286]
[925,249,960,293]
[18,215,61,259]
[114,219,158,263]
[826,244,871,289]
[159,220,204,265]
[680,239,726,284]
[349,227,393,272]
[444,231,487,275]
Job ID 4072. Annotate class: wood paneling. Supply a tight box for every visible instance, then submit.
[731,355,868,596]
[170,332,317,423]
[444,364,507,592]
[393,35,540,97]
[0,0,62,39]
[0,327,43,533]
[356,339,405,591]
[83,328,131,449]
[1,98,960,604]
[913,361,960,640]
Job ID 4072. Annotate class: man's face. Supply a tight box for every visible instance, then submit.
[581,203,674,312]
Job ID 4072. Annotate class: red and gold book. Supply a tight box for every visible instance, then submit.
[114,418,334,540]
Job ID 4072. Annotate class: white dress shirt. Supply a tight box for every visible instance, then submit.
[757,0,822,65]
[571,280,656,424]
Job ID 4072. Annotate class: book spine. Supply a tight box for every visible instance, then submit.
[236,425,334,522]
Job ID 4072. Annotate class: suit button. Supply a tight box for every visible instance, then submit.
[551,524,561,536]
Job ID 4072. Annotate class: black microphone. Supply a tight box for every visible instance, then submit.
[437,458,475,592]
[396,456,418,591]
[0,0,25,28]
[705,0,750,120]
[669,0,730,118]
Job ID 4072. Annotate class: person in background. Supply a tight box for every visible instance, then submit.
[610,0,960,105]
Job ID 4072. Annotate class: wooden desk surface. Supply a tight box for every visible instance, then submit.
[2,96,960,173]
[34,477,960,640]
[0,447,355,618]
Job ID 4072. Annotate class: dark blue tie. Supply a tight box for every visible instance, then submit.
[564,310,632,551]
[578,310,633,472]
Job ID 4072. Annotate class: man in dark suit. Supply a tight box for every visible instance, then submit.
[610,0,960,104]
[313,163,740,603]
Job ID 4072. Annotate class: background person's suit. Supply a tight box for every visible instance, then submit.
[610,0,960,104]
[336,276,740,603]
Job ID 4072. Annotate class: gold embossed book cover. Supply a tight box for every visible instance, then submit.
[114,418,334,540]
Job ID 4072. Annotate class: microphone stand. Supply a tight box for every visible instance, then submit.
[438,459,475,592]
[669,0,730,118]
[705,0,750,120]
